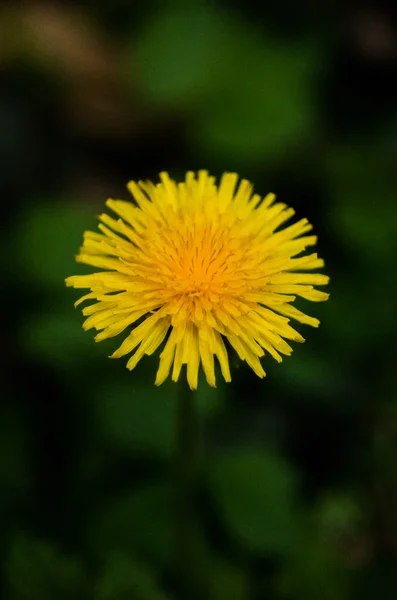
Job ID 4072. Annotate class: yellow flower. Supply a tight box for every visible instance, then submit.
[65,171,329,390]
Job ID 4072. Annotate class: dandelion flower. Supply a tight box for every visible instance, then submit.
[65,171,329,389]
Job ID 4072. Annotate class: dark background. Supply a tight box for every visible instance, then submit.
[1,1,397,598]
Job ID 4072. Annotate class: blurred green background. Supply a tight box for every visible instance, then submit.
[2,0,397,598]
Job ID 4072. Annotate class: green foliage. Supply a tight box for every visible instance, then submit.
[195,372,226,415]
[5,535,89,600]
[209,557,249,600]
[277,493,362,599]
[94,371,225,456]
[195,36,317,162]
[21,307,106,369]
[135,5,230,106]
[208,447,299,554]
[95,551,171,600]
[314,492,363,536]
[16,203,93,289]
[325,148,397,266]
[134,3,317,163]
[4,2,397,599]
[277,532,349,600]
[95,380,176,456]
[269,342,341,400]
[89,481,173,567]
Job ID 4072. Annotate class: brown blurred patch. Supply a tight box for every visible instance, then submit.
[351,10,397,60]
[0,1,141,138]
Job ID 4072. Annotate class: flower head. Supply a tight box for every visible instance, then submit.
[65,171,329,389]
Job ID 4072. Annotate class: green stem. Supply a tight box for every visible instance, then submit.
[174,382,204,599]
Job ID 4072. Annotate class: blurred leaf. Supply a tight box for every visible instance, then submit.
[269,342,344,400]
[89,480,173,567]
[5,534,88,600]
[322,276,397,349]
[210,557,249,600]
[95,379,176,457]
[314,492,362,538]
[208,447,299,554]
[195,33,317,162]
[276,532,349,600]
[95,551,171,600]
[134,5,230,105]
[331,195,396,264]
[277,492,361,599]
[195,371,226,415]
[20,307,108,368]
[16,203,93,289]
[325,148,397,266]
[95,364,225,457]
[135,6,317,162]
